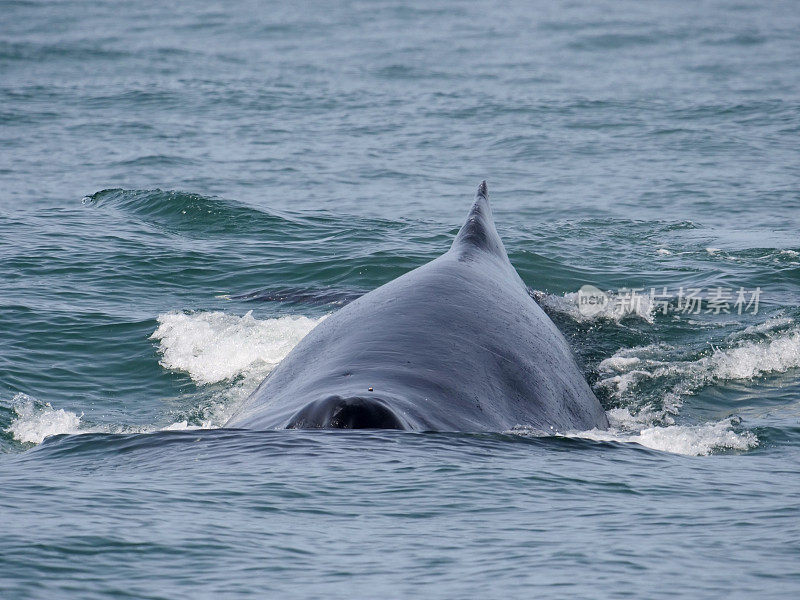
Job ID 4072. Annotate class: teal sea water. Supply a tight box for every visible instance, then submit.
[2,0,800,597]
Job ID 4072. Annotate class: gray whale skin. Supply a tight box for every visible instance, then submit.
[226,182,609,432]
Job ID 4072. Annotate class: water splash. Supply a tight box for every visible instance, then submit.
[150,310,325,385]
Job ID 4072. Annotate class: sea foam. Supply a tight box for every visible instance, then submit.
[570,409,757,456]
[150,310,324,384]
[7,394,85,444]
[597,327,800,405]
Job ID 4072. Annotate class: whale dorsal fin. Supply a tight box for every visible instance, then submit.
[450,181,507,258]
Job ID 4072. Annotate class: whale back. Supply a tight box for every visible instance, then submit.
[225,183,609,432]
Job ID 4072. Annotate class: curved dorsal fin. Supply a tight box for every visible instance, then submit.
[450,181,507,258]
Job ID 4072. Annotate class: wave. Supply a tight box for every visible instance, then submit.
[82,188,291,236]
[11,309,793,456]
[12,397,755,457]
[7,394,84,445]
[596,325,800,412]
[5,394,212,446]
[569,411,757,456]
[6,311,325,445]
[112,154,199,168]
[510,410,757,456]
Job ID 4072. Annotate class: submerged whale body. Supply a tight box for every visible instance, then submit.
[225,182,609,432]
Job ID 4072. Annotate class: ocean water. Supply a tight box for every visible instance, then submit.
[2,0,800,597]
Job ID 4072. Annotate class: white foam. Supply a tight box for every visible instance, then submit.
[7,394,85,444]
[597,355,642,372]
[509,408,757,456]
[596,328,800,406]
[5,393,223,444]
[568,413,758,456]
[580,324,800,455]
[150,310,324,385]
[581,324,800,454]
[159,420,202,431]
[709,330,800,380]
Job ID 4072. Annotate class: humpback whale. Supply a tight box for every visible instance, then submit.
[225,182,608,432]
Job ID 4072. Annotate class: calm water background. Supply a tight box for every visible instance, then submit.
[2,0,800,598]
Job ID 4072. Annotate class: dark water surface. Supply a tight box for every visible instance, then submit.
[2,1,799,598]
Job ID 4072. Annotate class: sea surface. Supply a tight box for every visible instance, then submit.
[2,0,800,598]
